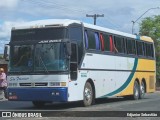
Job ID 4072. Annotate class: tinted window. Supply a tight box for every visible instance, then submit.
[103,34,110,51]
[145,43,154,58]
[85,30,95,49]
[85,30,100,50]
[114,36,125,53]
[69,27,83,41]
[70,43,78,80]
[94,32,100,50]
[71,43,77,62]
[85,30,88,49]
[100,33,104,51]
[11,28,66,41]
[126,39,136,55]
[136,41,144,56]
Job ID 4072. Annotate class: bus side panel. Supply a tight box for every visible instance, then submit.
[117,58,155,96]
[67,71,86,101]
[80,53,135,98]
[136,59,156,93]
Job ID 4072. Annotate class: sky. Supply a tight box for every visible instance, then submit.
[0,0,160,53]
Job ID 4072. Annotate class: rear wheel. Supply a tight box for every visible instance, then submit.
[133,81,140,100]
[83,82,94,107]
[32,101,45,108]
[139,81,145,99]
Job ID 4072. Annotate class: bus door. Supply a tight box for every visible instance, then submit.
[70,43,78,80]
[68,43,81,101]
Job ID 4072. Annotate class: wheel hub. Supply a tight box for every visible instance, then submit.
[85,88,91,101]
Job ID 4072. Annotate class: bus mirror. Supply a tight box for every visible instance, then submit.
[4,44,10,61]
[66,43,71,56]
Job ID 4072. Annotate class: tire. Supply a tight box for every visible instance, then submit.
[32,101,45,108]
[83,82,94,107]
[139,81,145,99]
[133,81,140,100]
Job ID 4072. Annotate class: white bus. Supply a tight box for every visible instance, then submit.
[7,19,156,107]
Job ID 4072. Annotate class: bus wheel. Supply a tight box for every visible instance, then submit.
[133,81,140,100]
[139,81,145,99]
[83,82,93,107]
[32,101,45,108]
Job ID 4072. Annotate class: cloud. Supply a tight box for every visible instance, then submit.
[0,20,28,38]
[0,21,16,39]
[0,0,160,53]
[0,0,19,8]
[0,20,27,53]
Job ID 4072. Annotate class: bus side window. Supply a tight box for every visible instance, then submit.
[145,43,154,58]
[103,34,110,52]
[109,35,113,52]
[136,41,144,56]
[69,27,83,41]
[94,32,100,50]
[100,33,104,51]
[126,39,136,55]
[151,44,154,58]
[84,30,97,50]
[114,36,125,54]
[84,30,88,49]
[110,35,118,53]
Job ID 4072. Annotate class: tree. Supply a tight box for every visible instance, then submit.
[139,15,160,86]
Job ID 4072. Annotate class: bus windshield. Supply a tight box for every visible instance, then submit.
[9,43,68,73]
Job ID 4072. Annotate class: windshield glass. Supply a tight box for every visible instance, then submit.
[9,45,34,72]
[35,43,68,72]
[9,43,68,73]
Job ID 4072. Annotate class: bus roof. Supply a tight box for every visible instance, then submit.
[12,19,82,30]
[83,22,136,39]
[12,19,153,42]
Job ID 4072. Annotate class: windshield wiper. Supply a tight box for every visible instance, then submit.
[39,56,49,73]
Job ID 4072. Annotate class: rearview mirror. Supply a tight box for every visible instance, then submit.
[3,44,10,61]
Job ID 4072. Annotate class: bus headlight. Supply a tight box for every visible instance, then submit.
[61,82,66,86]
[49,82,66,87]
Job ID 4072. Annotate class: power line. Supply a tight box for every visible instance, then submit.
[21,0,122,30]
[25,0,92,14]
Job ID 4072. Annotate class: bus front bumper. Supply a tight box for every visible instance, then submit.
[7,87,68,102]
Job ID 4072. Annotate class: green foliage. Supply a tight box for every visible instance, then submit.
[139,15,160,85]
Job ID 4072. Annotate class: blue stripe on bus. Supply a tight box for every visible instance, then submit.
[101,58,138,97]
[7,87,68,102]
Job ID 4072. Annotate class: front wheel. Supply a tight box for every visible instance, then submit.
[83,82,94,107]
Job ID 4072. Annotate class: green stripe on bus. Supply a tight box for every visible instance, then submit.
[101,58,138,97]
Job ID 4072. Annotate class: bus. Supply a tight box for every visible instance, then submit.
[6,19,156,107]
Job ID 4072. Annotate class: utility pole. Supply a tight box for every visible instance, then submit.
[86,14,104,25]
